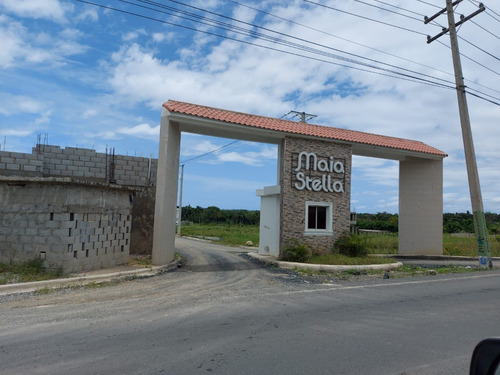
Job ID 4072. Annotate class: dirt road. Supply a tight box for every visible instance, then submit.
[0,237,310,309]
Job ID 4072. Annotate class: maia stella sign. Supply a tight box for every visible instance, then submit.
[292,151,345,193]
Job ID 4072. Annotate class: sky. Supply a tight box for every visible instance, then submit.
[0,0,499,213]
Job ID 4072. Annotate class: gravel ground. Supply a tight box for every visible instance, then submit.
[0,237,485,308]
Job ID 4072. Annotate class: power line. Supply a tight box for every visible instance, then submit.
[142,0,443,85]
[470,19,500,40]
[436,39,500,77]
[74,0,500,105]
[224,0,453,80]
[466,90,500,106]
[369,0,427,17]
[469,0,500,20]
[128,0,416,77]
[180,140,240,164]
[351,0,423,22]
[78,0,454,88]
[415,0,442,9]
[304,0,428,36]
[458,35,500,62]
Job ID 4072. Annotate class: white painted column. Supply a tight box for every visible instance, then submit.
[399,157,443,255]
[256,185,281,257]
[152,108,181,265]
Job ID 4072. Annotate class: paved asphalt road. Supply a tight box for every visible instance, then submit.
[1,237,500,375]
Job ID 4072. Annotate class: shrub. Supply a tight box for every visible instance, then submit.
[335,233,368,257]
[281,239,311,263]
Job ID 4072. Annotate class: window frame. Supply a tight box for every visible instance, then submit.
[304,201,333,236]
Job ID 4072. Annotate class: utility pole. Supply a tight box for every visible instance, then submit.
[425,0,491,268]
[282,111,317,123]
[177,164,184,236]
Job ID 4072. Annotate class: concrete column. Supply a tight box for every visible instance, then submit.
[399,157,443,255]
[256,185,281,257]
[152,109,181,265]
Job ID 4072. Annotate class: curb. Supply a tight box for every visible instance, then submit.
[0,260,180,296]
[381,255,500,262]
[247,252,403,272]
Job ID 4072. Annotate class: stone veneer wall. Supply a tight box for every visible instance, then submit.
[0,178,133,272]
[280,136,352,255]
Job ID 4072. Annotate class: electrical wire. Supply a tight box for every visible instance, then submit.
[369,0,427,17]
[351,0,423,22]
[303,0,428,36]
[415,0,442,9]
[181,140,240,164]
[74,0,500,106]
[484,10,500,24]
[117,0,456,88]
[224,0,452,79]
[470,0,500,19]
[466,90,500,106]
[458,35,500,62]
[436,40,500,77]
[470,19,500,40]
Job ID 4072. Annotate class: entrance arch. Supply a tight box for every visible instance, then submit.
[153,100,446,265]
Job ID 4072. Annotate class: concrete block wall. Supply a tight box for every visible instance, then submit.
[0,180,132,272]
[35,145,157,186]
[0,150,43,176]
[0,144,158,262]
[280,136,352,255]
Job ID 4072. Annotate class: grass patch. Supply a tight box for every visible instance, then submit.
[295,263,484,282]
[308,254,398,265]
[128,255,153,267]
[177,224,500,259]
[180,223,259,247]
[81,280,122,289]
[33,279,124,295]
[358,233,500,257]
[0,259,65,285]
[364,233,399,254]
[443,234,500,257]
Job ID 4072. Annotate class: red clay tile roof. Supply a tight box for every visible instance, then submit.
[163,100,447,157]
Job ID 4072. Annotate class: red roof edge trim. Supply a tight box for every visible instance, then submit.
[163,100,447,157]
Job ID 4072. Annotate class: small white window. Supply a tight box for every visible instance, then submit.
[305,201,333,236]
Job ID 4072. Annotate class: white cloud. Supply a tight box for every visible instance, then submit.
[122,29,147,42]
[74,7,98,22]
[185,174,265,193]
[0,0,70,23]
[0,16,87,68]
[118,123,160,139]
[152,32,174,43]
[0,92,47,115]
[1,0,499,212]
[82,109,98,119]
[0,128,33,137]
[215,146,277,167]
[181,138,223,158]
[0,18,26,67]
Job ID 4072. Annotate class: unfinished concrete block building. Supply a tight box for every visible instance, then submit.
[0,145,156,272]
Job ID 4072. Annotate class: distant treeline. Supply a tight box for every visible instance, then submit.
[357,212,500,234]
[181,206,500,234]
[181,205,260,225]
